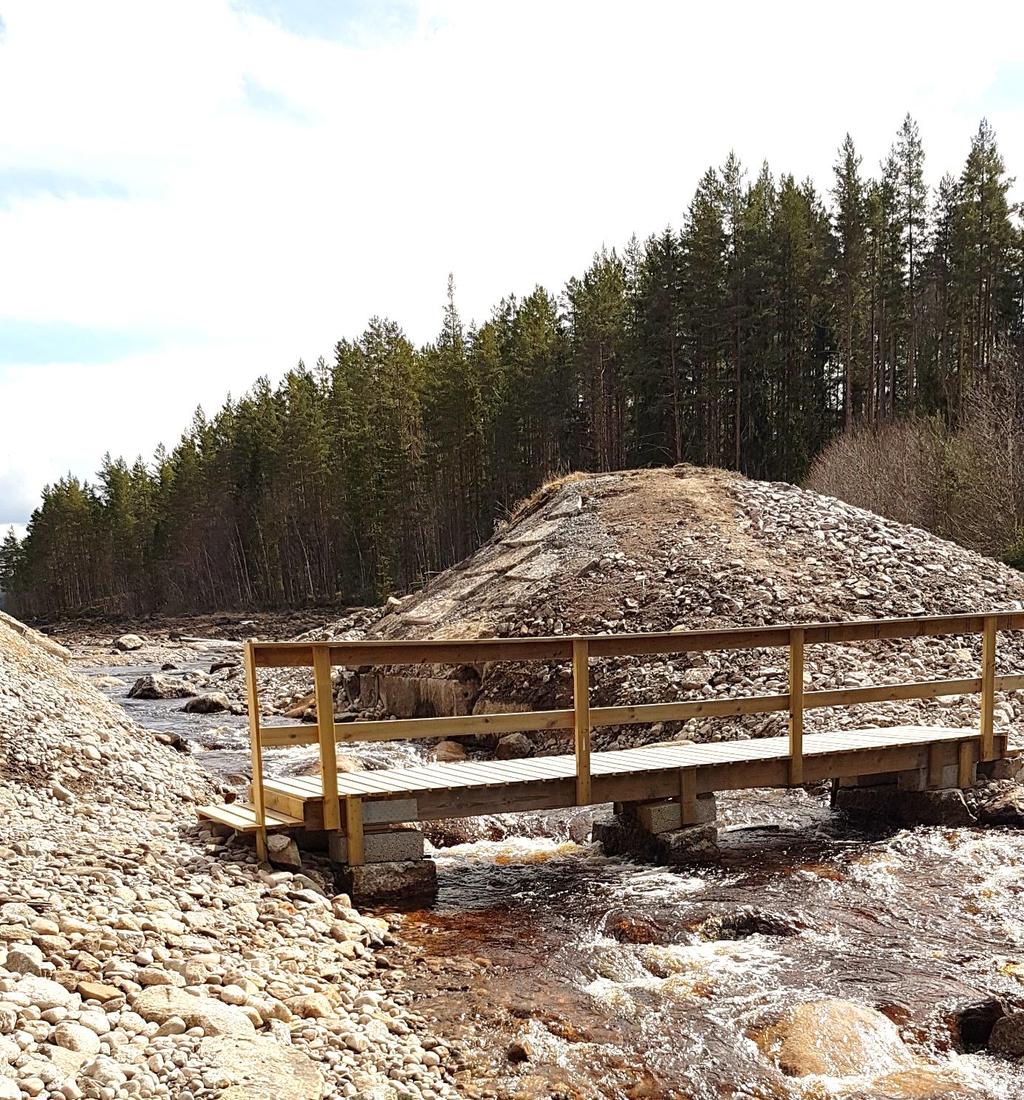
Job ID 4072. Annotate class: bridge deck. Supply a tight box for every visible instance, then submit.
[200,725,990,834]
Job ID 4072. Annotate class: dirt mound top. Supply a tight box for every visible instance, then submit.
[346,467,1024,751]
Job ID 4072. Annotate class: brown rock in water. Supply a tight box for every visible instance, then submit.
[989,1011,1024,1058]
[760,998,917,1078]
[841,1066,992,1099]
[183,692,230,714]
[432,739,466,763]
[975,783,1024,827]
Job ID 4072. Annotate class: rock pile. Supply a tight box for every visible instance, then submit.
[0,615,458,1098]
[336,466,1024,756]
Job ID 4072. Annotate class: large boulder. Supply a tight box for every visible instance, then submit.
[132,987,255,1037]
[989,1012,1024,1058]
[114,633,146,652]
[128,673,198,700]
[759,998,917,1078]
[198,1035,322,1099]
[183,692,231,714]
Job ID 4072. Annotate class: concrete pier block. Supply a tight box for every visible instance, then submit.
[625,794,717,833]
[592,812,719,865]
[834,784,976,827]
[335,859,438,907]
[328,825,424,865]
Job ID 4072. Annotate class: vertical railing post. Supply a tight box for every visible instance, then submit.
[313,645,341,832]
[788,628,805,785]
[572,639,591,805]
[244,639,268,862]
[981,616,997,762]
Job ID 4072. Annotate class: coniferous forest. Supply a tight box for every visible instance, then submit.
[3,117,1023,618]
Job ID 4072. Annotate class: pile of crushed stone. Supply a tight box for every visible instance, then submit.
[0,616,459,1099]
[325,466,1024,754]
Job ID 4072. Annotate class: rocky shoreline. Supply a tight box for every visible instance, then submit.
[1,614,459,1099]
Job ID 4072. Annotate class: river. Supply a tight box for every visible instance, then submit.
[84,655,1024,1100]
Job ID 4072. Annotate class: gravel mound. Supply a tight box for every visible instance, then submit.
[0,617,459,1099]
[342,466,1024,753]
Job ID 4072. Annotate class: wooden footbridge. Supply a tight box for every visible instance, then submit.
[199,612,1023,863]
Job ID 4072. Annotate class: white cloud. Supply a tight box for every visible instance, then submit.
[1,0,1023,524]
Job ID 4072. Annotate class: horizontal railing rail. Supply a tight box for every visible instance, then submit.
[243,611,1022,861]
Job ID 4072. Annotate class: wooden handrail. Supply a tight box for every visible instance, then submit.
[243,610,1017,860]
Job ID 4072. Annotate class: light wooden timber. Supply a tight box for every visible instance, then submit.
[204,612,1024,861]
[313,646,341,831]
[250,612,1024,667]
[573,639,592,804]
[981,618,997,762]
[345,796,364,866]
[198,801,303,833]
[788,628,805,784]
[251,726,982,831]
[243,640,268,861]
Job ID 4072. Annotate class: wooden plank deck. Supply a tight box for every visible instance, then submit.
[197,725,985,833]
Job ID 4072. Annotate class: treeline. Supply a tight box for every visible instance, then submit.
[3,117,1022,618]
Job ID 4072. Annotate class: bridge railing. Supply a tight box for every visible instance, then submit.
[242,611,1024,860]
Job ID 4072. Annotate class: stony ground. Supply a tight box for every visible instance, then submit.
[335,466,1024,758]
[0,618,460,1100]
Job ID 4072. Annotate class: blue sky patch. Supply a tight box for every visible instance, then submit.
[235,0,420,45]
[0,167,130,207]
[0,320,163,367]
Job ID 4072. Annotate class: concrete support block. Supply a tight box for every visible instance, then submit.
[592,812,719,865]
[839,772,899,789]
[362,798,418,826]
[335,859,437,907]
[834,784,976,827]
[978,757,1024,782]
[930,763,961,789]
[625,795,717,833]
[328,825,424,865]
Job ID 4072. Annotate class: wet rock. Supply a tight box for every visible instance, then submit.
[949,998,1006,1051]
[183,691,231,714]
[835,784,976,827]
[495,732,534,759]
[432,739,467,763]
[760,998,917,1077]
[842,1067,990,1099]
[114,633,145,652]
[973,782,1024,827]
[335,859,438,907]
[128,673,198,700]
[989,1011,1024,1058]
[592,812,719,865]
[507,1038,532,1063]
[690,908,808,941]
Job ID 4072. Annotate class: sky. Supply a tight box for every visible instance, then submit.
[2,0,1024,538]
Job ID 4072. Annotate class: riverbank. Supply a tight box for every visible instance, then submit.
[0,613,459,1099]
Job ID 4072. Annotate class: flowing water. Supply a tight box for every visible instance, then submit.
[86,657,1024,1100]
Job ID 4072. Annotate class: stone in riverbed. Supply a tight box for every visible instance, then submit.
[989,1012,1024,1058]
[76,980,120,1003]
[835,784,976,827]
[183,692,231,714]
[14,976,77,1011]
[114,633,145,652]
[335,859,438,906]
[53,1020,101,1055]
[592,812,719,865]
[132,986,255,1037]
[495,732,533,759]
[198,1035,322,1100]
[759,998,916,1077]
[128,673,197,700]
[266,834,301,869]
